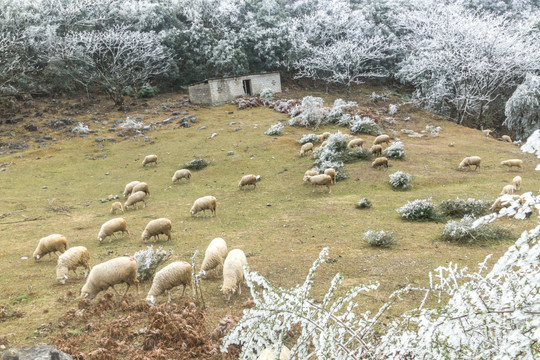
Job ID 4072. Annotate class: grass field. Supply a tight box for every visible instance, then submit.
[0,87,538,355]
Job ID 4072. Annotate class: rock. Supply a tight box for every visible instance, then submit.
[24,125,38,132]
[5,118,23,124]
[227,151,234,156]
[449,142,455,147]
[228,122,236,126]
[179,121,191,128]
[142,125,152,132]
[1,345,73,360]
[234,127,242,131]
[162,117,176,124]
[95,137,105,142]
[7,143,28,150]
[0,168,5,172]
[105,172,110,176]
[266,203,271,207]
[208,132,218,139]
[180,115,197,123]
[99,198,108,203]
[20,256,28,260]
[51,118,73,128]
[144,136,149,142]
[198,126,207,130]
[43,136,53,140]
[102,121,108,125]
[171,111,180,116]
[133,116,144,121]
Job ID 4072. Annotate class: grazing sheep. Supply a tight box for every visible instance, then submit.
[458,156,482,170]
[373,134,391,146]
[513,176,522,191]
[33,234,68,261]
[110,201,124,214]
[300,142,313,157]
[190,195,217,217]
[142,218,172,243]
[372,157,389,169]
[303,170,319,182]
[172,169,192,183]
[320,140,328,147]
[124,190,147,211]
[98,218,129,243]
[348,138,365,149]
[490,195,522,212]
[305,174,333,193]
[200,237,228,279]
[501,159,523,169]
[142,154,158,166]
[56,246,90,284]
[257,346,291,360]
[324,168,337,184]
[146,261,194,306]
[81,257,138,300]
[123,180,141,198]
[482,129,493,137]
[318,132,331,142]
[222,249,248,302]
[502,135,512,143]
[132,182,150,195]
[500,184,515,196]
[370,144,382,157]
[238,174,258,189]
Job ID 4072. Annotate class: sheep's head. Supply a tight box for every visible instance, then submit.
[58,274,68,285]
[199,270,207,280]
[222,286,234,302]
[34,254,41,262]
[146,295,156,306]
[80,291,95,300]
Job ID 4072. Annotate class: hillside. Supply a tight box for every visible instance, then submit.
[0,88,538,357]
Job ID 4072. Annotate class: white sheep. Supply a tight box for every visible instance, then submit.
[318,132,331,142]
[500,184,515,196]
[80,257,138,300]
[142,154,158,166]
[123,180,141,198]
[303,170,319,182]
[501,159,523,169]
[33,234,68,261]
[98,218,129,243]
[257,346,291,360]
[124,190,147,211]
[300,142,313,157]
[458,156,481,170]
[372,157,389,169]
[482,129,493,137]
[146,261,194,306]
[502,135,512,143]
[320,140,328,148]
[373,134,391,146]
[305,174,333,193]
[110,201,124,214]
[190,195,217,217]
[141,218,172,243]
[239,174,258,189]
[324,168,337,184]
[370,144,382,157]
[172,169,192,183]
[347,138,365,149]
[132,181,150,195]
[200,237,228,279]
[513,176,522,191]
[56,246,90,284]
[222,249,247,302]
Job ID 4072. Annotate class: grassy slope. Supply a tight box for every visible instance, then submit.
[0,90,538,348]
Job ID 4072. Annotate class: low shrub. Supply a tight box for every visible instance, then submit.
[132,246,173,282]
[264,122,284,136]
[383,141,406,159]
[440,216,512,244]
[356,198,372,209]
[298,133,319,145]
[343,148,372,162]
[313,132,349,180]
[259,88,274,101]
[350,117,383,136]
[138,83,157,98]
[389,171,412,190]
[439,198,491,218]
[397,198,437,221]
[364,230,397,248]
[327,99,357,124]
[182,158,208,170]
[289,96,327,129]
[71,122,90,134]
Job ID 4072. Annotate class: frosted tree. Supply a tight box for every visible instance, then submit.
[504,74,540,139]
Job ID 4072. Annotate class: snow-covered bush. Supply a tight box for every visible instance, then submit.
[425,125,441,137]
[389,171,412,190]
[343,148,372,162]
[397,198,437,221]
[298,133,319,145]
[370,91,388,102]
[312,131,349,180]
[439,197,491,218]
[259,88,274,101]
[350,117,383,136]
[328,99,357,124]
[440,215,511,244]
[132,246,172,282]
[388,104,398,115]
[364,230,397,248]
[504,74,540,139]
[264,122,284,136]
[289,96,327,129]
[119,116,143,130]
[138,83,156,98]
[71,122,90,134]
[383,141,406,159]
[356,198,372,209]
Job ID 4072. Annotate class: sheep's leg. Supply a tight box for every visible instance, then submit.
[121,284,131,297]
[237,282,242,295]
[167,290,171,303]
[111,285,122,297]
[327,184,331,194]
[180,285,186,298]
[143,200,146,208]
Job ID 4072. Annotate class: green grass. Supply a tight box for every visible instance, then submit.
[0,89,538,349]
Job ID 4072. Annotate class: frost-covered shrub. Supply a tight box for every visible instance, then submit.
[388,104,398,115]
[289,96,327,129]
[298,133,319,145]
[440,215,512,244]
[397,198,437,221]
[521,129,540,163]
[504,74,540,139]
[312,131,349,180]
[383,141,406,159]
[371,91,388,102]
[132,246,173,282]
[356,198,372,209]
[336,113,355,127]
[264,122,284,136]
[181,158,208,170]
[425,125,442,137]
[328,98,357,124]
[343,148,372,162]
[259,88,274,101]
[138,83,157,98]
[389,171,412,190]
[350,117,383,136]
[71,122,90,134]
[439,197,491,218]
[364,230,397,248]
[120,116,143,130]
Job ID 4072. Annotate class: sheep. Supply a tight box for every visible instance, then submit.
[348,138,365,149]
[200,237,228,279]
[513,176,522,191]
[56,246,90,284]
[123,180,141,198]
[124,190,147,211]
[502,135,512,143]
[33,234,68,261]
[98,217,129,243]
[373,134,391,146]
[172,169,192,183]
[80,257,138,300]
[142,154,158,166]
[372,157,389,169]
[303,170,319,182]
[324,168,337,184]
[146,261,194,306]
[190,195,217,217]
[142,218,172,243]
[501,159,523,169]
[458,156,482,170]
[300,142,313,157]
[370,144,383,157]
[257,346,291,360]
[482,129,493,137]
[110,201,124,214]
[238,174,258,189]
[318,132,331,142]
[490,195,522,212]
[500,184,515,196]
[222,249,247,302]
[305,174,332,193]
[132,181,150,195]
[320,140,328,147]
